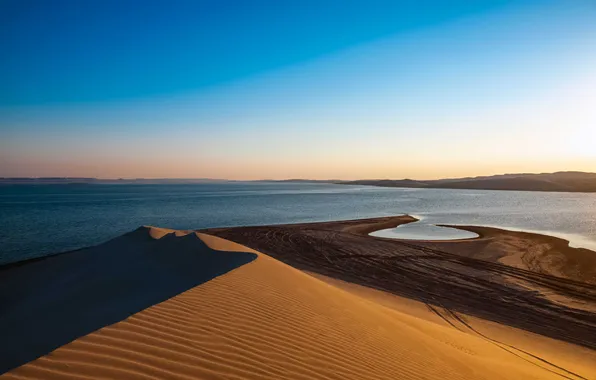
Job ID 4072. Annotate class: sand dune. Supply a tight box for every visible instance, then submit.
[0,227,256,374]
[207,216,596,349]
[3,228,593,379]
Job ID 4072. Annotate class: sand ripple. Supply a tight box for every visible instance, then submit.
[4,231,589,379]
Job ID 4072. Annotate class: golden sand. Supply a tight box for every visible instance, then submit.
[4,228,593,379]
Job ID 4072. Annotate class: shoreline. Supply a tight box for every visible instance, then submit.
[445,224,592,249]
[204,215,596,349]
[369,220,480,243]
[2,214,595,269]
[298,214,596,257]
[351,216,596,285]
[363,215,596,253]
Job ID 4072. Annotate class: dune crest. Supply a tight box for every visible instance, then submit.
[143,226,195,239]
[4,231,592,379]
[0,227,256,375]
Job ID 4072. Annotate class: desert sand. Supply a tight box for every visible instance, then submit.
[2,219,596,379]
[206,216,596,347]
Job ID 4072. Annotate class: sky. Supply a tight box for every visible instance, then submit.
[1,0,595,180]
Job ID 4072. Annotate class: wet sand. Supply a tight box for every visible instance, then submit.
[203,215,596,349]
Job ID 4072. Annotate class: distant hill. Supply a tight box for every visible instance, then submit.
[340,172,596,193]
[4,172,596,192]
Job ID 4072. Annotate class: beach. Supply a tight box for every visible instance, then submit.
[1,217,595,379]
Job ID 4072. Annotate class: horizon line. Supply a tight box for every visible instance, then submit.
[1,170,594,183]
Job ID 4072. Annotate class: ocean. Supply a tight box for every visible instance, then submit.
[1,182,595,265]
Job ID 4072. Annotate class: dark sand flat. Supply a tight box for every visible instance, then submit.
[203,215,596,350]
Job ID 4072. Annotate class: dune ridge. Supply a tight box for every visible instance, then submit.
[3,229,594,379]
[0,227,256,374]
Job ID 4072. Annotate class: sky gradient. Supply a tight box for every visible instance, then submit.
[1,0,595,179]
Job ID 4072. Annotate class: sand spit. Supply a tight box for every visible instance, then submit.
[204,216,596,349]
[429,225,596,284]
[4,230,594,379]
[0,227,256,374]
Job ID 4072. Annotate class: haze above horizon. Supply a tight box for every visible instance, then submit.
[1,0,595,180]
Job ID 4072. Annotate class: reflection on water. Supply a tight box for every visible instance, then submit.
[371,220,479,241]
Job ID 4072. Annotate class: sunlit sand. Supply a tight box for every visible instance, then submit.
[2,222,595,379]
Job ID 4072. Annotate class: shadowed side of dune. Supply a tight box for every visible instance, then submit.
[6,233,589,380]
[0,227,257,375]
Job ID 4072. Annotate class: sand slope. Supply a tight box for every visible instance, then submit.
[206,217,596,349]
[3,229,592,380]
[0,227,256,374]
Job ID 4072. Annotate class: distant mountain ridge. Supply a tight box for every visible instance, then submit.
[340,172,596,193]
[3,172,596,192]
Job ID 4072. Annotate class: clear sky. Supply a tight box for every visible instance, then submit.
[1,0,595,179]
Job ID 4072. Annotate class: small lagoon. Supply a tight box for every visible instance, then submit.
[370,218,479,241]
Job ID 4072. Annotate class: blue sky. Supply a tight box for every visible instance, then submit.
[1,0,595,179]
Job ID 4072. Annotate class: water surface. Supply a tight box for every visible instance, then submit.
[371,219,479,241]
[1,182,595,264]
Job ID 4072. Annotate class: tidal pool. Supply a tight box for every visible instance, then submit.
[371,220,479,241]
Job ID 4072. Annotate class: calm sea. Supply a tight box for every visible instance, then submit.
[1,182,595,265]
